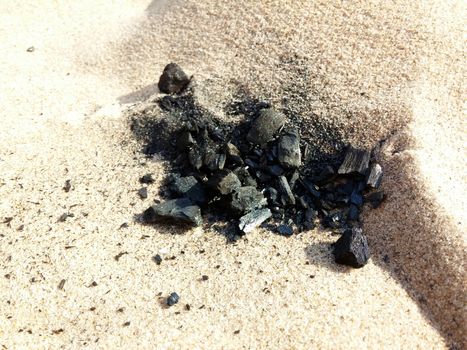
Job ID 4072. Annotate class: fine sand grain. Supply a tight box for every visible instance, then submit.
[0,0,465,349]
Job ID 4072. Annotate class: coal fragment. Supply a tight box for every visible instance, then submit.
[366,163,383,189]
[277,176,295,206]
[323,210,347,229]
[138,187,148,199]
[338,146,370,175]
[233,167,257,187]
[143,198,202,226]
[332,227,370,268]
[208,171,241,195]
[364,191,385,208]
[246,108,285,145]
[225,143,243,164]
[188,146,204,170]
[230,186,267,214]
[153,254,163,265]
[158,63,190,94]
[277,129,301,168]
[350,190,363,206]
[238,208,272,233]
[63,180,71,192]
[167,292,180,306]
[177,131,195,151]
[265,187,279,205]
[169,175,206,204]
[140,173,155,184]
[204,151,226,171]
[300,178,320,198]
[267,165,284,177]
[349,204,359,221]
[277,224,293,236]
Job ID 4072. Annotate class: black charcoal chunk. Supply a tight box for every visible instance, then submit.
[138,187,148,199]
[158,63,190,94]
[204,151,226,171]
[167,292,180,306]
[267,165,284,177]
[225,143,243,164]
[338,146,370,175]
[177,131,195,150]
[301,178,321,198]
[140,173,155,184]
[332,227,370,268]
[366,163,383,189]
[208,171,241,195]
[246,108,285,145]
[364,191,385,208]
[188,147,204,170]
[265,187,279,204]
[153,254,163,265]
[349,204,359,221]
[350,190,363,207]
[169,175,206,204]
[288,171,300,189]
[143,198,202,226]
[277,129,301,168]
[323,210,347,229]
[277,224,293,236]
[238,208,272,233]
[277,176,295,206]
[233,167,257,187]
[230,186,267,214]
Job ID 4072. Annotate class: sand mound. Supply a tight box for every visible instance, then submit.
[0,0,465,348]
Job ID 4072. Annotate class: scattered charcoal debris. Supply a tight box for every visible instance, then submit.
[123,321,131,327]
[332,227,370,268]
[185,304,191,311]
[158,63,191,94]
[63,180,72,192]
[27,46,35,52]
[135,67,386,269]
[201,275,209,281]
[167,292,180,306]
[140,173,155,184]
[138,187,148,199]
[153,254,163,265]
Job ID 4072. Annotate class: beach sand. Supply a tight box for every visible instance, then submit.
[0,1,465,348]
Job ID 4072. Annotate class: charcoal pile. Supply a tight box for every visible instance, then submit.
[137,63,385,268]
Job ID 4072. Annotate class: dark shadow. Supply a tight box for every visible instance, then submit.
[363,133,467,349]
[304,241,351,274]
[118,83,159,104]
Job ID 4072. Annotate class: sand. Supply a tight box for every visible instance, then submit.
[0,0,465,349]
